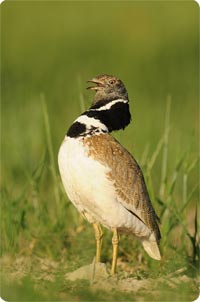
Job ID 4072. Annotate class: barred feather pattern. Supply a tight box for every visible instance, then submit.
[83,133,161,242]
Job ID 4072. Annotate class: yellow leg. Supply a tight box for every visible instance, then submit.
[111,228,119,275]
[93,223,103,263]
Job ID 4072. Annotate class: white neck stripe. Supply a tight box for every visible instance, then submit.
[75,115,108,131]
[90,99,128,111]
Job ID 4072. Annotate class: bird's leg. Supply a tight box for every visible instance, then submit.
[111,228,119,275]
[93,223,103,263]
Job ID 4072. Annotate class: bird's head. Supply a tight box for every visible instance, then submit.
[87,74,128,104]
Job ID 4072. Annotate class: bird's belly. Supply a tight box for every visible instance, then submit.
[58,136,116,223]
[58,137,150,237]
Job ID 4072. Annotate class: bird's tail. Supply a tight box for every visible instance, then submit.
[141,239,161,260]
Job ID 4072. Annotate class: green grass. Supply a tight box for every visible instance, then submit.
[1,1,199,301]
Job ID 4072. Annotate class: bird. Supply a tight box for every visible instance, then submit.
[58,74,161,275]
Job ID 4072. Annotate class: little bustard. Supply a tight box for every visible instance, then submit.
[58,74,161,274]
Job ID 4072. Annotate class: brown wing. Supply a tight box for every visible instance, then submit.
[84,133,161,242]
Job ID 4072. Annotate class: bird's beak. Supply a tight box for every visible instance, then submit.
[86,78,104,90]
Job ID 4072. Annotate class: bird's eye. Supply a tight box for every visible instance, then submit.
[109,80,115,85]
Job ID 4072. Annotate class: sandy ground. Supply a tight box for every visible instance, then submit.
[1,255,199,296]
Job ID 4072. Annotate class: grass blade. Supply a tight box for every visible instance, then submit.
[41,94,60,209]
[159,94,171,198]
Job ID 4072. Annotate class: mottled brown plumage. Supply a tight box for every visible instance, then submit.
[83,133,161,242]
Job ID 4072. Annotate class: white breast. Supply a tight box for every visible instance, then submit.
[58,136,151,238]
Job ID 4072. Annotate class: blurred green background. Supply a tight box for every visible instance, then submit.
[1,1,199,301]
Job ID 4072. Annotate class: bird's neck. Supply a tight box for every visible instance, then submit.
[67,98,131,138]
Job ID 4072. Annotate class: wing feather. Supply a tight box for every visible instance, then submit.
[84,134,161,242]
